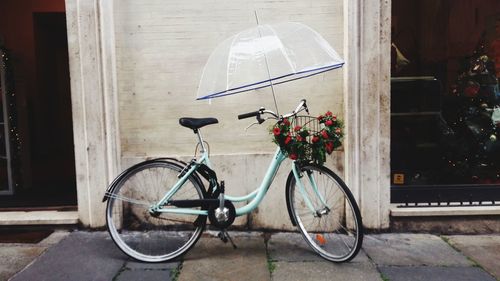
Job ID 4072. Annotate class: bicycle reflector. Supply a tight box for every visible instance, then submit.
[316,234,326,246]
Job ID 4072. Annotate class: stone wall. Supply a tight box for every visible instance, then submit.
[66,0,395,229]
[114,0,344,157]
[113,1,345,229]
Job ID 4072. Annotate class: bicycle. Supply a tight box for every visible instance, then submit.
[103,99,363,263]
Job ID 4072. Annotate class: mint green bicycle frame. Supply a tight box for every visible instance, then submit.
[150,146,323,217]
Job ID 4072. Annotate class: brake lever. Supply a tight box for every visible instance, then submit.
[245,122,259,131]
[244,115,274,131]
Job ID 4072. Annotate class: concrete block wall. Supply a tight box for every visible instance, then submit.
[115,1,345,229]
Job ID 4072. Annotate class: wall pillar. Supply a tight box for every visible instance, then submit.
[344,0,391,229]
[65,0,120,227]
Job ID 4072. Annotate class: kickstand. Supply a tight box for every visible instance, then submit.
[218,230,237,249]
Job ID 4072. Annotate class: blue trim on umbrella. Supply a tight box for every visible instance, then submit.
[197,62,344,100]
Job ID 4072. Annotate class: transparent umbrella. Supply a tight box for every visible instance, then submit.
[197,22,344,101]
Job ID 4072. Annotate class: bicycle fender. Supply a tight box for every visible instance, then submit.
[156,158,206,193]
[285,161,319,226]
[285,169,298,226]
[102,158,205,202]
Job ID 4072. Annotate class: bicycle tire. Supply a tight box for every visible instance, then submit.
[106,160,206,262]
[286,164,363,262]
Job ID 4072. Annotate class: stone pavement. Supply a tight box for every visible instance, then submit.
[2,230,499,281]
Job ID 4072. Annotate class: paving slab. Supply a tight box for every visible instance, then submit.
[363,234,471,267]
[0,245,46,281]
[38,230,70,246]
[267,232,323,262]
[10,231,128,281]
[115,268,173,281]
[125,260,179,270]
[179,236,269,281]
[379,266,496,281]
[268,232,370,263]
[445,235,500,280]
[272,261,382,281]
[121,260,179,281]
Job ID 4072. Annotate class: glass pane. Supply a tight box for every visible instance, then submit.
[0,124,6,156]
[0,85,4,120]
[391,1,500,189]
[0,159,8,191]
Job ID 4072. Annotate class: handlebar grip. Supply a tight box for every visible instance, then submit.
[238,110,260,120]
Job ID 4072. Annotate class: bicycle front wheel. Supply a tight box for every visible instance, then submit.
[287,164,363,262]
[106,160,206,262]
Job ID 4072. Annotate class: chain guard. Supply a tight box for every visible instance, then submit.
[208,200,236,229]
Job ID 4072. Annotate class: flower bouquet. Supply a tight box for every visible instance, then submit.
[271,111,343,165]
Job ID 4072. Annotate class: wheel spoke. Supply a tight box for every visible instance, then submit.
[106,161,206,262]
[289,165,363,262]
[105,192,151,206]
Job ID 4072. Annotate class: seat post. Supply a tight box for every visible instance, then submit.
[194,129,207,153]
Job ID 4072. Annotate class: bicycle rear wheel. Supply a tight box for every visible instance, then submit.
[287,164,363,262]
[106,160,206,262]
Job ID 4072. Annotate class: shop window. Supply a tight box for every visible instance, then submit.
[391,0,500,204]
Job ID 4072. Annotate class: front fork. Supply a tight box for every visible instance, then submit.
[292,163,330,217]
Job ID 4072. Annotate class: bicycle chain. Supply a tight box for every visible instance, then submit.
[109,191,206,225]
[148,209,203,225]
[150,214,195,224]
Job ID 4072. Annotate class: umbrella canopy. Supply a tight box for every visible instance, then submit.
[197,22,344,100]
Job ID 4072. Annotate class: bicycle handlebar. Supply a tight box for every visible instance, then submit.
[238,110,261,120]
[237,99,308,123]
[283,99,308,118]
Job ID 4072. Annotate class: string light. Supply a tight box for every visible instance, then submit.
[1,47,21,189]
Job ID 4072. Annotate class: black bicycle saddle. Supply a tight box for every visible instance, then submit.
[179,117,218,130]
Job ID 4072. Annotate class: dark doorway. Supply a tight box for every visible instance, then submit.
[0,6,76,208]
[30,13,76,206]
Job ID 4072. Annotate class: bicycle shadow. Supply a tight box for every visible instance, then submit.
[182,235,264,261]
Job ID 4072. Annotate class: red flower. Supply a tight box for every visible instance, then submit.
[285,135,292,145]
[312,136,320,143]
[335,128,341,134]
[273,127,281,136]
[464,84,480,97]
[325,142,334,154]
[321,130,329,139]
[332,115,337,121]
[283,119,291,126]
[317,115,323,121]
[294,125,302,132]
[289,153,298,160]
[325,120,333,126]
[325,111,332,117]
[296,135,303,142]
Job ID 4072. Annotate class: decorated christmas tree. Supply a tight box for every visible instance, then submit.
[442,42,500,184]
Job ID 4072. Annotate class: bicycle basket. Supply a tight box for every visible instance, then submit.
[271,112,343,165]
